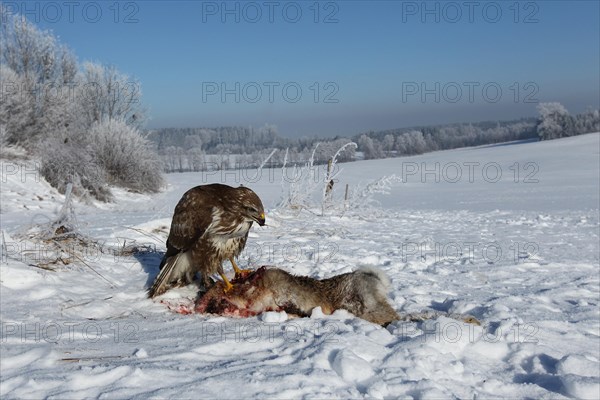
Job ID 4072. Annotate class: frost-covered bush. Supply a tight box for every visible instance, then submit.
[88,118,163,193]
[278,145,322,211]
[1,9,162,201]
[345,175,402,213]
[39,118,163,200]
[278,142,357,215]
[39,135,112,202]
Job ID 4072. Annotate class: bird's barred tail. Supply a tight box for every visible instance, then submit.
[148,252,186,298]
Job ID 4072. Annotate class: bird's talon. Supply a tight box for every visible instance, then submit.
[234,269,253,278]
[230,257,254,278]
[219,271,234,293]
[223,281,234,293]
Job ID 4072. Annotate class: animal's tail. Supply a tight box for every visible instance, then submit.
[352,267,399,326]
[356,266,391,293]
[148,252,190,298]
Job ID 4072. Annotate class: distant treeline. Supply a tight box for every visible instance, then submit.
[148,103,598,173]
[147,124,356,173]
[149,106,597,173]
[355,118,538,159]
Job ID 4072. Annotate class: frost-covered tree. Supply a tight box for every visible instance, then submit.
[405,130,427,154]
[1,8,162,199]
[257,123,278,144]
[358,134,384,159]
[0,9,79,146]
[574,109,600,135]
[314,138,356,163]
[79,62,146,128]
[1,10,66,83]
[424,132,439,151]
[0,65,32,144]
[383,134,395,154]
[394,134,407,154]
[187,147,205,171]
[164,146,179,173]
[536,102,574,140]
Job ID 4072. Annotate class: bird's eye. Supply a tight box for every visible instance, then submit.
[247,206,257,213]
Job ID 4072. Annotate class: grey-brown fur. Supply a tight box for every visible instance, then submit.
[195,266,401,326]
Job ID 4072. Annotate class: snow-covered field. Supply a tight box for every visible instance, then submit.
[1,133,599,399]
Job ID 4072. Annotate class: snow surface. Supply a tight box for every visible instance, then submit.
[1,133,599,399]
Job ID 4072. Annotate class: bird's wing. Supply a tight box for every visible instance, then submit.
[148,189,219,298]
[167,190,216,251]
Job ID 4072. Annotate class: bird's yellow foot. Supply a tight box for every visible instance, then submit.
[235,269,253,278]
[229,257,253,278]
[219,271,234,293]
[223,280,234,293]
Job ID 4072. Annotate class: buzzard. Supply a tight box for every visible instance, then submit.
[148,184,265,298]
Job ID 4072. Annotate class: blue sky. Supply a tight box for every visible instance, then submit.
[22,0,600,137]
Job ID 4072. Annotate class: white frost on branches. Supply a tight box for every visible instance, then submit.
[278,142,361,216]
[0,7,161,200]
[345,175,403,213]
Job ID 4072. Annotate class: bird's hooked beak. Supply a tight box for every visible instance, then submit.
[256,212,266,226]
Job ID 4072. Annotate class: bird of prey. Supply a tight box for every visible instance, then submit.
[148,184,265,298]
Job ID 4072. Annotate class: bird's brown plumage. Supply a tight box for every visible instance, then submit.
[148,184,265,298]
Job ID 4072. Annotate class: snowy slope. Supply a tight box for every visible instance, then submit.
[1,133,599,399]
